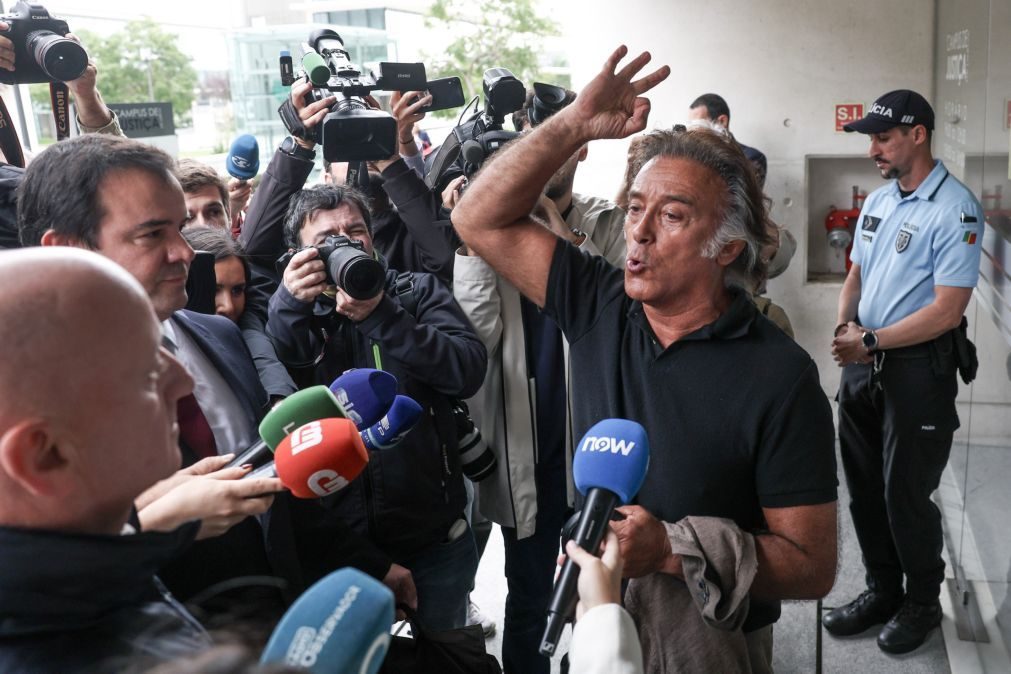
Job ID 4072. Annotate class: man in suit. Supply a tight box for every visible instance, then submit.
[18,134,416,628]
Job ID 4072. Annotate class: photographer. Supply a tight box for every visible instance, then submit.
[0,26,121,249]
[241,83,458,286]
[265,182,487,630]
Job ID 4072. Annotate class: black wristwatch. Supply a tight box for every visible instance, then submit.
[280,136,316,161]
[861,329,879,352]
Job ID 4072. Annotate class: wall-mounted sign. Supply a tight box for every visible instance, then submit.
[835,103,864,133]
[107,102,175,139]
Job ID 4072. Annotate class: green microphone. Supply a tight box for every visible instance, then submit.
[302,52,332,87]
[223,386,347,469]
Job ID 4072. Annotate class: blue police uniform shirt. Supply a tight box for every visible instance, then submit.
[850,160,984,330]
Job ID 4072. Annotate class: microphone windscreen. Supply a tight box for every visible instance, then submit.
[274,417,369,498]
[259,386,347,450]
[329,368,398,430]
[572,419,650,503]
[302,51,331,87]
[261,567,393,674]
[226,133,259,180]
[361,395,423,450]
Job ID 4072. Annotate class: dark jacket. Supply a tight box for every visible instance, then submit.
[266,267,487,559]
[0,522,210,673]
[371,158,459,287]
[0,162,23,250]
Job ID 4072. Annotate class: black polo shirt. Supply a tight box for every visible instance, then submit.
[544,239,837,630]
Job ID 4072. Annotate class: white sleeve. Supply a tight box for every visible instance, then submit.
[568,604,644,674]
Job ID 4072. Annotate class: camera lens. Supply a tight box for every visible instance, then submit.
[335,255,385,300]
[27,30,88,82]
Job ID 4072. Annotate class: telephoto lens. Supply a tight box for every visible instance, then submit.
[453,400,497,481]
[316,235,385,300]
[27,30,87,81]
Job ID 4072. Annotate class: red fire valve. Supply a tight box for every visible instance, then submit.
[824,186,866,272]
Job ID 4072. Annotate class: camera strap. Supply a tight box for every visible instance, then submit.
[0,82,72,169]
[0,95,25,168]
[49,82,71,141]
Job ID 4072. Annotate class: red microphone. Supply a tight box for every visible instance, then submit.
[273,418,369,498]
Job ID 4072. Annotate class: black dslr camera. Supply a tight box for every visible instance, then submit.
[277,234,386,300]
[0,2,87,84]
[278,29,427,162]
[425,67,526,192]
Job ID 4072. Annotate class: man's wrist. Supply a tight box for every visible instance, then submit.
[833,323,848,338]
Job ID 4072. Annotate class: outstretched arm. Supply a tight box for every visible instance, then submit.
[452,46,669,307]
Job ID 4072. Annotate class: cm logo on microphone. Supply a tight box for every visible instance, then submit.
[307,469,350,497]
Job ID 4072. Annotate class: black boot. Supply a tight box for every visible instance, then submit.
[877,598,942,654]
[822,589,904,636]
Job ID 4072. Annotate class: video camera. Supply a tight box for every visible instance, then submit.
[425,67,526,192]
[0,2,88,84]
[278,29,427,162]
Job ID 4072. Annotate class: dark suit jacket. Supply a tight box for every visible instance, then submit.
[157,310,391,620]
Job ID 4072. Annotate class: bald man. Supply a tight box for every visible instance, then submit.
[0,247,209,671]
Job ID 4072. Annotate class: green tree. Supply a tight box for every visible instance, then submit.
[424,0,567,118]
[32,19,197,127]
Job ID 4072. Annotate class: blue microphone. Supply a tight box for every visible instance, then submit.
[261,567,394,674]
[539,419,650,657]
[360,395,423,450]
[329,369,399,430]
[226,133,260,181]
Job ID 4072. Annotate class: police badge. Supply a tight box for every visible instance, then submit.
[895,230,912,253]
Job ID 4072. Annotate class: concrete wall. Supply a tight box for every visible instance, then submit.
[562,0,937,398]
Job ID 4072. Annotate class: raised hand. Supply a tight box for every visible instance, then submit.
[564,45,670,142]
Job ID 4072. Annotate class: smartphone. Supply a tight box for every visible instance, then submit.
[421,76,465,112]
[185,250,217,316]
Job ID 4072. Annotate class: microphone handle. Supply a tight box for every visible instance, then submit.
[223,438,270,469]
[539,487,618,657]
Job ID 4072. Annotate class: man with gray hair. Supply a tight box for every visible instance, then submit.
[453,46,838,670]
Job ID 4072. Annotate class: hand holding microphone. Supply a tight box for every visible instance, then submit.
[539,418,650,657]
[564,528,624,622]
[226,133,259,228]
[138,463,283,540]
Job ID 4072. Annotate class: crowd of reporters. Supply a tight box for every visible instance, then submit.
[0,17,844,674]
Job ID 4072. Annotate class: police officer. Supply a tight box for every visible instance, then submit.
[823,90,984,654]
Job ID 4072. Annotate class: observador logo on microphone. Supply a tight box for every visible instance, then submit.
[285,585,364,667]
[579,436,636,456]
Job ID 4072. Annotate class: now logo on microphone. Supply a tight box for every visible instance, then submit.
[579,435,637,456]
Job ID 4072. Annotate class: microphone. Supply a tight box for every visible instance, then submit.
[224,386,348,469]
[329,368,399,430]
[273,417,370,498]
[226,134,260,182]
[260,567,394,674]
[539,419,650,657]
[360,395,423,450]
